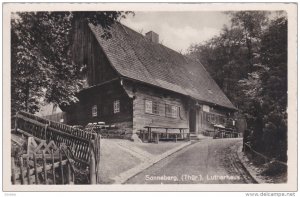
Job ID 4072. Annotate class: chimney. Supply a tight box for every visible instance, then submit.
[145,31,159,43]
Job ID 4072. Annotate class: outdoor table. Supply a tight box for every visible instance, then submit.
[143,126,189,143]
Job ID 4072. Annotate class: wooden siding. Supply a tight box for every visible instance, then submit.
[130,82,189,133]
[71,21,118,86]
[197,105,229,132]
[65,81,133,133]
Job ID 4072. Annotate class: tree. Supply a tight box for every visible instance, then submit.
[187,12,287,161]
[11,11,132,114]
[239,16,287,161]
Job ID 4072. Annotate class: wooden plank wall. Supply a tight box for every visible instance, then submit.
[131,83,189,133]
[66,81,133,134]
[71,20,118,86]
[197,106,229,133]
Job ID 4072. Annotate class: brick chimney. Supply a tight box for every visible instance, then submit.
[145,31,159,43]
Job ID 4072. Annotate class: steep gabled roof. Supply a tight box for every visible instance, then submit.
[89,22,236,110]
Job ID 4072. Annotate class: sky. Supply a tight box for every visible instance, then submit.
[121,12,231,53]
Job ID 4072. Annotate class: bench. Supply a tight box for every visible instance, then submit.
[213,125,238,139]
[140,126,190,143]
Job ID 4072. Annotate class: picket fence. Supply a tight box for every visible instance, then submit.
[12,111,101,184]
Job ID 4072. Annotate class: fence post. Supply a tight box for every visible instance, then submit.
[89,147,96,184]
[51,150,56,184]
[14,112,18,133]
[66,162,73,184]
[11,157,16,184]
[59,150,64,184]
[26,157,31,185]
[42,151,48,185]
[95,134,101,184]
[19,156,24,185]
[33,153,39,184]
[89,133,101,184]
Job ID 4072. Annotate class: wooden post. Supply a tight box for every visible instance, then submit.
[51,150,56,184]
[19,156,24,185]
[89,148,96,184]
[11,157,16,185]
[33,153,39,184]
[155,133,159,144]
[26,157,31,184]
[147,127,151,142]
[66,162,73,184]
[42,151,48,185]
[142,130,145,142]
[14,112,19,134]
[59,150,64,184]
[166,129,169,139]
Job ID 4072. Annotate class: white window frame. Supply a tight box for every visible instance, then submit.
[92,105,97,117]
[166,104,178,118]
[145,100,153,114]
[171,105,178,118]
[113,100,120,114]
[203,105,210,112]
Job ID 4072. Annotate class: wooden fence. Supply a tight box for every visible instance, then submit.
[243,143,287,167]
[12,111,101,184]
[11,137,74,185]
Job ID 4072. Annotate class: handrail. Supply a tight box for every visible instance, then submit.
[244,143,287,166]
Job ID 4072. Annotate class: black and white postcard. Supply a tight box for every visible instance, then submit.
[2,2,298,192]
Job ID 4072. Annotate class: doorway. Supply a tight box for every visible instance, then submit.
[189,109,197,133]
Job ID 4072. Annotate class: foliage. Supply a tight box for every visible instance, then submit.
[187,12,287,161]
[11,11,132,114]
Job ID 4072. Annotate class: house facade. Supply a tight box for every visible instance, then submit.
[62,21,237,139]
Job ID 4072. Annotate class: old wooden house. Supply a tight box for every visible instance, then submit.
[62,21,237,139]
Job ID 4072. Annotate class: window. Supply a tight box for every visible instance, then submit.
[153,102,159,114]
[171,106,178,118]
[145,100,153,114]
[203,105,210,112]
[145,100,159,114]
[165,104,172,117]
[92,105,97,117]
[166,104,178,118]
[114,100,120,113]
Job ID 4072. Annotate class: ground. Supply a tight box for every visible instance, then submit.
[99,139,190,184]
[238,150,287,183]
[126,138,256,184]
[12,133,285,185]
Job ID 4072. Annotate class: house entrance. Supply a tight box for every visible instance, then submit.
[189,109,197,133]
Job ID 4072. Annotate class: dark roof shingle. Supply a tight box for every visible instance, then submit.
[89,23,236,110]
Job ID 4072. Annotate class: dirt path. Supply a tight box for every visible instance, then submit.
[126,138,256,184]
